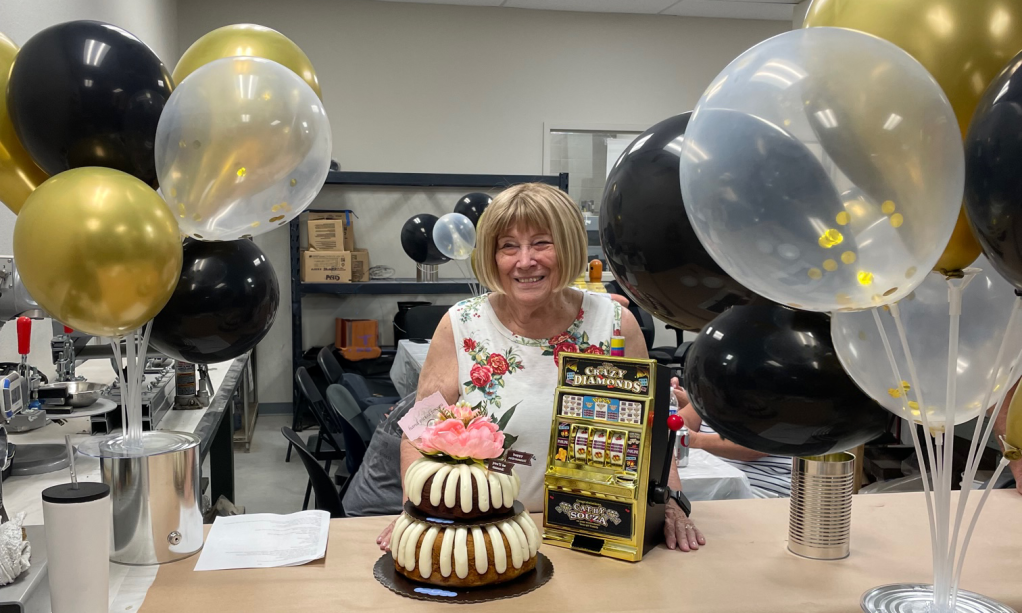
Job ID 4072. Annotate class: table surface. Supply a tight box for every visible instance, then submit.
[136,490,1022,613]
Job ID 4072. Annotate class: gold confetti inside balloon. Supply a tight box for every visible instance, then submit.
[174,24,321,99]
[0,33,48,214]
[155,57,331,241]
[680,28,962,312]
[13,168,182,337]
[832,256,1021,429]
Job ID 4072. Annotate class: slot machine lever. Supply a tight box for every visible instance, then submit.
[650,414,683,505]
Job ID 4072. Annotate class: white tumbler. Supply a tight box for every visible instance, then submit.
[42,482,111,613]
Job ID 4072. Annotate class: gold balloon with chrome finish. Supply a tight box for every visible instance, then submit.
[13,168,183,337]
[173,24,321,99]
[803,0,1006,271]
[1006,387,1022,458]
[0,33,48,214]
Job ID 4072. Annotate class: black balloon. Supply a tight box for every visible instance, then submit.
[454,192,493,227]
[964,50,1022,289]
[600,113,768,332]
[684,304,888,456]
[150,240,279,364]
[6,20,173,184]
[400,214,450,265]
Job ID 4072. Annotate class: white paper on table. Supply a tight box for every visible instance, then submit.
[193,511,330,571]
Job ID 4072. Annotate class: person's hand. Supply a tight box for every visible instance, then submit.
[664,499,705,552]
[377,518,397,551]
[670,377,690,409]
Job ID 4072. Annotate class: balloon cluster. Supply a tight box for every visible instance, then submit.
[400,192,490,264]
[2,21,325,363]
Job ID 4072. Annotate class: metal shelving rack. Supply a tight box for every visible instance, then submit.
[288,171,569,412]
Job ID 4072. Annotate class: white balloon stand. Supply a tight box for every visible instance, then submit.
[861,269,1020,613]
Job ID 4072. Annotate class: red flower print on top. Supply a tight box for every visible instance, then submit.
[549,332,572,345]
[553,341,578,365]
[584,345,605,355]
[463,338,477,352]
[470,363,493,388]
[487,353,510,375]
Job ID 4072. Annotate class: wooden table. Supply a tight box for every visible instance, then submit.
[138,491,1022,613]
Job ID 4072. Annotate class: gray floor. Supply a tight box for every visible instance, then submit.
[232,414,318,515]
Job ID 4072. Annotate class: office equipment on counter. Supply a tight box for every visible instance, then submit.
[543,353,687,562]
[79,430,203,565]
[42,478,110,613]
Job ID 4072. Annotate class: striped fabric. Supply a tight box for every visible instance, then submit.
[699,424,792,498]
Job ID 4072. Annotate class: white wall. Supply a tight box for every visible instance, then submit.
[176,0,787,405]
[0,0,179,380]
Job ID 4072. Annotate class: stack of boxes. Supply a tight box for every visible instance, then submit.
[300,211,371,283]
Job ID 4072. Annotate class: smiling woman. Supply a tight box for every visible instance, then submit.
[377,183,706,555]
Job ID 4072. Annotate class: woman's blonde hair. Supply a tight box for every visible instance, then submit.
[472,183,587,294]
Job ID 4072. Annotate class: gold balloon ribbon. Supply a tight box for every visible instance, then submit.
[173,24,321,99]
[0,33,48,214]
[13,168,182,337]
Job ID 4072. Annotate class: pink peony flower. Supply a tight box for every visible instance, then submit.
[418,417,505,459]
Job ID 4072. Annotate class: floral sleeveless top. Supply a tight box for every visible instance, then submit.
[449,289,622,511]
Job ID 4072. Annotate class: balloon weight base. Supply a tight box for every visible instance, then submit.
[861,584,1016,613]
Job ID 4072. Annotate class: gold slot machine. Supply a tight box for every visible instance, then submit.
[542,353,679,562]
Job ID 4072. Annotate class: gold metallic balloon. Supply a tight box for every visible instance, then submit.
[173,24,321,99]
[803,0,1006,271]
[1006,386,1022,456]
[13,168,183,337]
[0,33,48,214]
[934,209,983,273]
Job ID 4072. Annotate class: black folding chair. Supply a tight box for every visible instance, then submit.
[294,367,347,510]
[317,346,346,384]
[281,427,346,518]
[326,383,372,479]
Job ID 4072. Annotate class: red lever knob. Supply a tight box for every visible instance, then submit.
[63,326,74,334]
[667,414,683,432]
[16,316,31,355]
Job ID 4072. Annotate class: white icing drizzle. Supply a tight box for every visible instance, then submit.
[443,466,460,508]
[454,528,469,579]
[402,522,427,572]
[458,465,473,513]
[507,519,530,566]
[471,468,490,513]
[514,513,540,557]
[429,464,453,506]
[390,514,411,561]
[439,527,456,578]
[495,473,514,508]
[498,521,524,570]
[418,527,440,579]
[486,524,507,574]
[512,472,521,499]
[471,527,488,575]
[407,459,445,505]
[487,472,502,507]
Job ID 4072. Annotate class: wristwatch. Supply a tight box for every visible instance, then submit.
[668,489,692,517]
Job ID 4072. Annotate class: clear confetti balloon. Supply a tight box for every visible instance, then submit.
[831,257,1022,428]
[432,212,476,260]
[155,57,331,241]
[680,28,963,312]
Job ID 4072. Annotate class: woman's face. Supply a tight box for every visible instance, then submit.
[495,224,559,308]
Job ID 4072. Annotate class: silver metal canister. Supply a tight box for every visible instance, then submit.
[787,452,855,560]
[82,431,204,565]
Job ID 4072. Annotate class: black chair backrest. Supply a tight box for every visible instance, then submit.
[325,384,370,477]
[295,366,346,452]
[281,427,345,518]
[317,346,346,384]
[404,305,449,341]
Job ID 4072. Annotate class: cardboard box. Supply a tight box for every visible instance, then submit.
[336,318,381,361]
[308,211,355,251]
[350,249,370,282]
[301,250,351,283]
